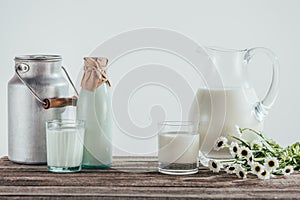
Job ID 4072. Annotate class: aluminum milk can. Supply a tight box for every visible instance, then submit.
[8,55,78,164]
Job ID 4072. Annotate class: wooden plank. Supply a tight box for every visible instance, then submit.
[0,168,298,187]
[0,186,299,199]
[0,156,300,199]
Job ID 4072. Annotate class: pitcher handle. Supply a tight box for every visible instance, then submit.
[244,47,280,121]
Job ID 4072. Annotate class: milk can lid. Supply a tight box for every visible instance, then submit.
[14,55,62,62]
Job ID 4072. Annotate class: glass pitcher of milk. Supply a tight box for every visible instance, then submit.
[189,47,279,164]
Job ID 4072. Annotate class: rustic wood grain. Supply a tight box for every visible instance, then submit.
[0,156,299,199]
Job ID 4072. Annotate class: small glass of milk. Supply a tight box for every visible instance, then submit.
[46,120,85,173]
[158,121,199,175]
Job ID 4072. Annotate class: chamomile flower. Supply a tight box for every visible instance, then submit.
[208,159,222,173]
[282,166,294,176]
[235,166,247,179]
[258,169,270,180]
[247,155,254,164]
[229,142,239,158]
[225,164,238,174]
[213,136,228,151]
[204,127,299,180]
[250,140,263,150]
[238,146,252,159]
[264,157,279,172]
[251,163,264,175]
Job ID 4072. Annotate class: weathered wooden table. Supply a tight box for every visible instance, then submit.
[0,156,299,199]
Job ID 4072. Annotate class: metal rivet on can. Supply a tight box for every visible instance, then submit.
[16,63,30,73]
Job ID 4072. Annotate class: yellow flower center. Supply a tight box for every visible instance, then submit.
[217,141,223,147]
[249,156,253,162]
[212,162,217,168]
[239,171,245,178]
[233,146,238,153]
[268,160,275,167]
[255,166,260,172]
[229,167,235,171]
[241,150,248,156]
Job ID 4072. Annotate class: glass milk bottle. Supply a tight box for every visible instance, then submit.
[77,57,112,168]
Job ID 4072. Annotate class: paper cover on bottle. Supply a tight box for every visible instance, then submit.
[81,57,110,91]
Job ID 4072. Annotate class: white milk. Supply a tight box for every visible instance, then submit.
[77,87,112,167]
[158,132,199,164]
[47,129,84,167]
[190,88,263,159]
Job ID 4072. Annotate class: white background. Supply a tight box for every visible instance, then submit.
[1,0,299,157]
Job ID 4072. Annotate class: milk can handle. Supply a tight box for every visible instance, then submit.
[15,64,79,108]
[61,66,79,96]
[244,47,280,121]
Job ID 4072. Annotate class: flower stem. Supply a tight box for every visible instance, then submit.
[254,157,264,162]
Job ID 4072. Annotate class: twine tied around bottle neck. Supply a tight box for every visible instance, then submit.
[81,57,111,91]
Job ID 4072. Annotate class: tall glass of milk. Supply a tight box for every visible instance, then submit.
[46,120,85,173]
[158,121,199,175]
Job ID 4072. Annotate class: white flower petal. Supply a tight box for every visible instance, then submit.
[264,157,279,172]
[283,166,294,176]
[225,164,238,174]
[213,136,228,151]
[247,155,254,164]
[235,166,247,179]
[258,169,271,180]
[229,142,239,158]
[238,146,252,159]
[251,163,264,175]
[208,160,222,173]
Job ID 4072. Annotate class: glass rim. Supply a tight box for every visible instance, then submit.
[46,119,84,126]
[158,121,196,126]
[206,46,247,53]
